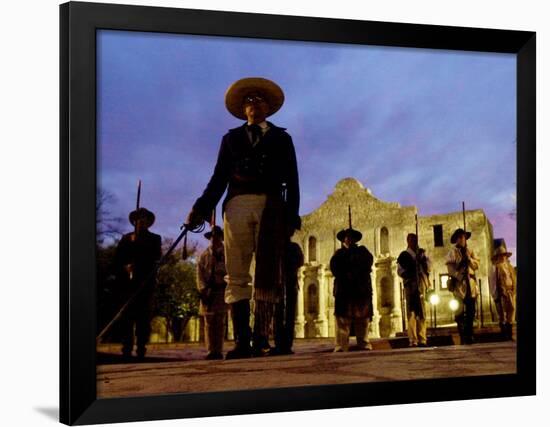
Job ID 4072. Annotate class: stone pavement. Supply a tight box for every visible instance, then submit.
[97,340,516,398]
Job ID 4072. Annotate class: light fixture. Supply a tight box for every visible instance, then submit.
[449,298,459,312]
[429,293,440,306]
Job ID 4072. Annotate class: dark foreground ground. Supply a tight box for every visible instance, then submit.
[97,336,516,398]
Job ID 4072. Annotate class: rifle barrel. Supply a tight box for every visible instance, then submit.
[136,180,142,211]
[462,201,466,231]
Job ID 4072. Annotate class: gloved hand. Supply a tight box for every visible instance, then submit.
[185,208,205,229]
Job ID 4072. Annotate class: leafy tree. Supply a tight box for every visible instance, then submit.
[154,238,201,341]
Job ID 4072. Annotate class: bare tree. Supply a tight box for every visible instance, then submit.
[97,188,124,244]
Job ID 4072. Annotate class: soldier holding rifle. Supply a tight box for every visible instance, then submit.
[445,227,480,345]
[329,207,374,352]
[490,246,516,340]
[397,232,432,347]
[114,206,162,359]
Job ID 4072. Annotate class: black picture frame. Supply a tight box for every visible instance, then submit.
[60,1,536,424]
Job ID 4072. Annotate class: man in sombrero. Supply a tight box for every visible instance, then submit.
[329,222,374,352]
[185,77,300,359]
[114,207,162,359]
[445,228,480,345]
[489,246,516,340]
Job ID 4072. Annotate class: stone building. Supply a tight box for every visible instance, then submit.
[293,177,500,339]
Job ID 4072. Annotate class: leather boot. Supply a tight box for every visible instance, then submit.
[505,323,514,341]
[456,315,465,345]
[225,300,252,360]
[499,322,506,339]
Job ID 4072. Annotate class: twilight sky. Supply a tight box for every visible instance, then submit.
[97,30,517,262]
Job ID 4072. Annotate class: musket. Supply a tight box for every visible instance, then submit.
[463,201,468,233]
[414,213,426,319]
[348,205,352,229]
[461,201,470,289]
[136,179,142,211]
[130,180,142,280]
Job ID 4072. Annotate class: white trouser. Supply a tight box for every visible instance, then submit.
[335,316,370,351]
[223,194,267,304]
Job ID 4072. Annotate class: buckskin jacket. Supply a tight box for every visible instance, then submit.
[192,121,300,300]
[329,244,374,318]
[196,245,228,315]
[445,245,480,300]
[489,260,516,301]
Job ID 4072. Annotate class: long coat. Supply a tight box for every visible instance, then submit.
[397,248,431,319]
[329,244,374,318]
[192,121,300,301]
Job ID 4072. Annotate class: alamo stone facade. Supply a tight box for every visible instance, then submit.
[293,177,499,339]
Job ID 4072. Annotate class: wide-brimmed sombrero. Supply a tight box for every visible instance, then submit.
[450,228,471,244]
[224,77,285,120]
[336,228,363,243]
[492,245,513,261]
[129,207,155,227]
[204,225,224,240]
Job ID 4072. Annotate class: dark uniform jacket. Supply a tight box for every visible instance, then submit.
[192,121,300,230]
[330,245,374,318]
[114,230,162,299]
[192,122,300,298]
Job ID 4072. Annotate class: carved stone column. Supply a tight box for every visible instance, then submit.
[314,265,329,337]
[369,269,381,338]
[390,258,404,335]
[326,272,336,337]
[226,313,234,341]
[294,267,306,338]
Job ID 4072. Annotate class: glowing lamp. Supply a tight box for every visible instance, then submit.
[449,299,460,312]
[429,293,440,306]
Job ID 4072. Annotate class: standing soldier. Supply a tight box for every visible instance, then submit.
[330,217,374,352]
[185,77,300,358]
[114,207,162,359]
[196,225,229,359]
[273,229,304,355]
[489,246,516,340]
[397,233,432,347]
[445,228,480,345]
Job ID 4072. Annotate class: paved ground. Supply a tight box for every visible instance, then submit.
[97,340,516,398]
